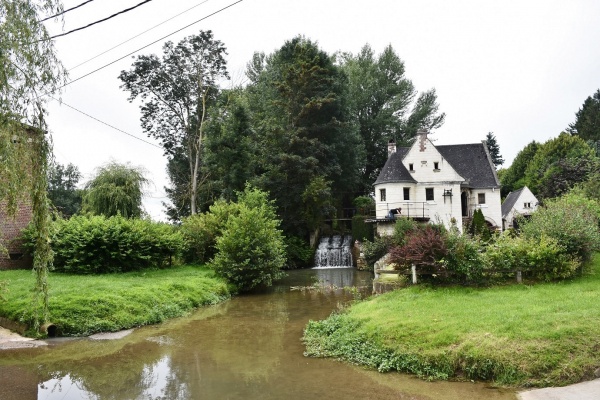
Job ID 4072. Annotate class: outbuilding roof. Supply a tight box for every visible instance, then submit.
[501,187,525,218]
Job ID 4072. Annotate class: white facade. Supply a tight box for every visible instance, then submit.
[502,186,539,229]
[374,133,502,234]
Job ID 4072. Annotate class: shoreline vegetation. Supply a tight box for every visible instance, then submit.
[303,254,600,388]
[0,265,230,337]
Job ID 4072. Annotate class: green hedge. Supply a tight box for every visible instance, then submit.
[24,215,185,274]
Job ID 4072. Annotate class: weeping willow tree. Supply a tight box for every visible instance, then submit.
[1,0,67,329]
[82,162,149,218]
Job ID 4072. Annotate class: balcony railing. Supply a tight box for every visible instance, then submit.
[371,202,432,221]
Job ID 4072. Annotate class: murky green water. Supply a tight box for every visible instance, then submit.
[0,269,516,399]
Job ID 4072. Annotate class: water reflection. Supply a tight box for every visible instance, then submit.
[0,269,517,400]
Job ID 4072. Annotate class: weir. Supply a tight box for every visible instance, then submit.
[313,235,353,268]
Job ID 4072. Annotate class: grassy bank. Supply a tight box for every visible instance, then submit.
[303,254,600,387]
[0,265,230,337]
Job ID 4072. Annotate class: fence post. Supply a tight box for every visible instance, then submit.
[516,270,522,284]
[411,264,417,284]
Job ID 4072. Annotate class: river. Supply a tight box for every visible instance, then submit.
[0,268,516,399]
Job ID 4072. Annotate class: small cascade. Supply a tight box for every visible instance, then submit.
[313,235,354,268]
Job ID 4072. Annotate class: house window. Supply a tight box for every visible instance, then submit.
[478,193,486,204]
[409,163,414,172]
[524,202,531,208]
[403,187,410,200]
[433,162,439,170]
[426,188,434,201]
[380,188,386,202]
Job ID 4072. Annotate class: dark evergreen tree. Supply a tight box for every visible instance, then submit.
[568,89,600,143]
[485,132,504,167]
[47,162,82,217]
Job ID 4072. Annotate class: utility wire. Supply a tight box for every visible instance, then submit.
[40,0,95,22]
[56,0,244,91]
[69,0,210,71]
[47,0,154,40]
[50,96,162,149]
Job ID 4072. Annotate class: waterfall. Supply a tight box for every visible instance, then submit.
[313,235,354,268]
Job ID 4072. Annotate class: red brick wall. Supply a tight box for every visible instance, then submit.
[0,200,33,270]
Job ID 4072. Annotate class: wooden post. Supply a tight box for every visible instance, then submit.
[411,265,417,284]
[516,269,522,284]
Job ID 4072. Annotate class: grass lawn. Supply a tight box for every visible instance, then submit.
[0,265,230,337]
[304,254,600,387]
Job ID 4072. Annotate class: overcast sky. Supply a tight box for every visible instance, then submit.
[43,0,600,221]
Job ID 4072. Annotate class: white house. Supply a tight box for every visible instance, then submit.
[501,186,539,230]
[372,130,502,235]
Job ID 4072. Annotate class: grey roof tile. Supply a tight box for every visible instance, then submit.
[436,143,500,188]
[501,187,525,217]
[374,147,416,185]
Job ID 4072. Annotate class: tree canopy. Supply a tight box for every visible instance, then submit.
[47,162,82,217]
[485,132,504,167]
[119,30,229,215]
[568,89,600,143]
[82,162,149,218]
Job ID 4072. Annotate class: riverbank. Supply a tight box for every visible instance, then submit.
[303,254,600,387]
[0,265,230,337]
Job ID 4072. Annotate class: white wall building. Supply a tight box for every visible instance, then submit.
[373,131,502,235]
[501,186,539,230]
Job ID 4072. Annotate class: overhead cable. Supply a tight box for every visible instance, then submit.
[51,97,162,149]
[40,0,95,22]
[69,0,210,71]
[57,0,244,90]
[47,0,154,40]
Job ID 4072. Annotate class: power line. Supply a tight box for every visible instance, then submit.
[69,0,211,72]
[40,0,95,22]
[57,0,244,90]
[48,0,154,40]
[50,96,162,149]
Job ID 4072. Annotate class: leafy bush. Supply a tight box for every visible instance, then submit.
[352,215,373,242]
[24,215,185,274]
[211,202,286,292]
[441,232,486,283]
[485,234,579,280]
[519,192,600,263]
[352,195,375,215]
[362,235,394,267]
[392,216,419,245]
[389,225,448,269]
[284,235,314,269]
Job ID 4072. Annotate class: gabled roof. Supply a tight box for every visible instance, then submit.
[373,147,416,185]
[436,143,500,189]
[501,187,525,217]
[374,142,500,188]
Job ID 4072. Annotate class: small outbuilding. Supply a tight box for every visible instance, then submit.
[501,186,539,230]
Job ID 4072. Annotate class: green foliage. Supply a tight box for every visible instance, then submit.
[485,234,579,281]
[361,236,394,267]
[211,201,286,292]
[568,88,600,142]
[519,192,600,263]
[47,161,82,217]
[340,44,445,194]
[119,30,229,215]
[485,132,504,167]
[304,255,600,386]
[24,215,185,274]
[500,141,539,198]
[283,235,314,269]
[442,232,486,283]
[393,216,419,245]
[82,162,149,218]
[523,133,598,198]
[0,266,229,336]
[352,195,374,215]
[352,215,373,242]
[469,208,491,241]
[389,225,448,269]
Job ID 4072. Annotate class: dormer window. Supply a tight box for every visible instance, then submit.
[433,161,439,171]
[409,163,414,172]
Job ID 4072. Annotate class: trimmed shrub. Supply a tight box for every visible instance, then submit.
[24,215,185,274]
[352,215,373,242]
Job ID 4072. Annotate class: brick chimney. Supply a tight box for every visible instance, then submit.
[418,129,428,152]
[387,140,396,157]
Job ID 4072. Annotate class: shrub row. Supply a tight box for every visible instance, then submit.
[25,215,185,274]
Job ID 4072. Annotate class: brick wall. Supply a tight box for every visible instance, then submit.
[0,199,33,270]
